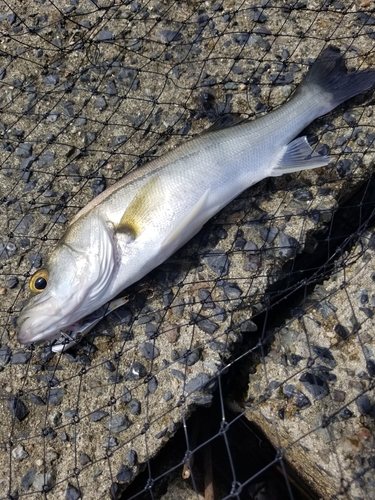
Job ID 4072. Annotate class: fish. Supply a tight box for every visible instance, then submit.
[17,47,375,344]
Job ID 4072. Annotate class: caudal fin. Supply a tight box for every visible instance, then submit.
[301,46,375,112]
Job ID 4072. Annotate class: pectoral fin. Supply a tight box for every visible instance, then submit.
[116,175,163,238]
[161,189,209,251]
[272,136,330,175]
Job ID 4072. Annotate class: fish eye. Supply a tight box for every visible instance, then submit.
[30,269,49,293]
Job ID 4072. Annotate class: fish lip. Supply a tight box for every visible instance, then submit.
[17,313,71,345]
[17,315,31,344]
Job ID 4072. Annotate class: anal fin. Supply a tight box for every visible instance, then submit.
[272,136,330,176]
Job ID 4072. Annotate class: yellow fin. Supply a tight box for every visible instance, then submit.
[161,189,209,251]
[117,175,162,238]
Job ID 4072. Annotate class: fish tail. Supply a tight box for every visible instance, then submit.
[271,48,375,177]
[300,46,375,113]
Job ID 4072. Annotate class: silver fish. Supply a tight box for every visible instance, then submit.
[17,47,375,344]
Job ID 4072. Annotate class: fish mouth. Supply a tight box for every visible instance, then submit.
[17,311,72,345]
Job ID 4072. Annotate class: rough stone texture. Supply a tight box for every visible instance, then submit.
[244,229,375,499]
[0,1,374,499]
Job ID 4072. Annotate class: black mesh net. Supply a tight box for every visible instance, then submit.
[1,1,375,499]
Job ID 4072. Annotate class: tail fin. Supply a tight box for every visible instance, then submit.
[300,46,375,112]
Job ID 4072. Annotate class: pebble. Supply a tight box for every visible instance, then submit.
[170,369,185,381]
[129,399,141,415]
[277,232,300,259]
[147,376,158,393]
[21,467,36,491]
[0,346,11,366]
[52,213,67,224]
[203,250,229,276]
[62,100,75,117]
[46,112,60,122]
[218,280,242,300]
[113,307,132,327]
[96,30,114,42]
[12,444,28,460]
[159,30,182,43]
[283,384,311,409]
[8,395,29,421]
[145,323,158,338]
[212,225,227,239]
[317,300,337,319]
[233,33,251,46]
[104,360,116,372]
[185,373,212,394]
[42,427,57,440]
[356,395,372,415]
[110,483,120,498]
[135,314,154,325]
[333,389,346,403]
[38,151,55,168]
[48,411,62,426]
[311,345,336,368]
[357,11,375,25]
[178,348,200,366]
[64,409,77,419]
[20,156,35,173]
[248,7,268,22]
[61,432,69,441]
[343,111,357,126]
[299,372,329,400]
[29,254,42,267]
[163,390,173,402]
[155,427,168,439]
[198,289,214,309]
[106,415,130,433]
[163,288,174,307]
[191,394,214,406]
[126,449,137,466]
[121,387,132,403]
[125,361,147,380]
[48,388,65,405]
[103,437,118,449]
[108,373,123,384]
[260,226,279,243]
[15,143,32,158]
[65,483,81,500]
[94,96,107,110]
[190,313,219,335]
[33,470,56,492]
[366,359,375,377]
[339,407,353,420]
[20,168,32,182]
[91,410,109,422]
[211,305,226,321]
[337,158,353,177]
[240,319,258,333]
[116,464,133,482]
[334,323,350,339]
[356,289,369,304]
[360,307,373,319]
[14,214,34,234]
[141,342,160,360]
[79,453,91,466]
[43,74,59,85]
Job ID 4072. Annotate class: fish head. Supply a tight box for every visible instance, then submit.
[17,215,116,344]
